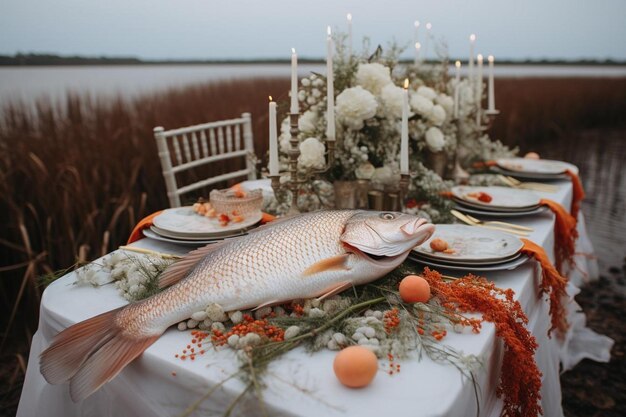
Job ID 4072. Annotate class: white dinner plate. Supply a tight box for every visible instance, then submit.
[149,225,249,241]
[412,250,522,266]
[496,158,578,175]
[452,186,541,209]
[454,204,549,218]
[408,253,529,272]
[413,224,523,262]
[153,207,262,236]
[453,197,541,213]
[142,228,222,246]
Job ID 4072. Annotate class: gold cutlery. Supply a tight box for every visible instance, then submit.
[450,210,530,236]
[463,214,534,232]
[498,175,557,193]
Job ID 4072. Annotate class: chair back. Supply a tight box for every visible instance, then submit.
[154,113,256,207]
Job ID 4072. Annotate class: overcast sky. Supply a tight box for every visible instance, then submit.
[1,0,625,61]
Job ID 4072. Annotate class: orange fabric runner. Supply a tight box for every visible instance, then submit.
[539,199,578,274]
[520,238,569,336]
[565,169,585,219]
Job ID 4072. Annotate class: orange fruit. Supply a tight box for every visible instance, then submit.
[333,346,378,388]
[399,275,431,303]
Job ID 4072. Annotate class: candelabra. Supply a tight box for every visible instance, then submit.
[268,113,336,214]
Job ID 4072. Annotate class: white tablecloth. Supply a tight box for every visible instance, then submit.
[18,179,613,417]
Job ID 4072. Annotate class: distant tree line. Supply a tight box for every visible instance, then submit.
[0,52,624,66]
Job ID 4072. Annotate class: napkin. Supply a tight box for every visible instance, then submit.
[520,238,568,336]
[539,199,578,274]
[127,211,276,244]
[565,169,585,219]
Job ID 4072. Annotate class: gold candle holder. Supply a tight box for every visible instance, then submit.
[270,112,336,214]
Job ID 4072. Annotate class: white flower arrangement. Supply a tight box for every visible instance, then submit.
[335,86,378,130]
[298,137,326,170]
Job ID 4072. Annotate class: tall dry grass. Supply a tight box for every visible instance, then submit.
[0,75,625,411]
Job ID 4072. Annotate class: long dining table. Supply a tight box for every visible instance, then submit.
[17,176,613,417]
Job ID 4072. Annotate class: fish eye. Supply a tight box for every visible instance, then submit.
[380,212,396,220]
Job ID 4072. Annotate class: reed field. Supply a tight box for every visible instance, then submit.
[1,76,625,413]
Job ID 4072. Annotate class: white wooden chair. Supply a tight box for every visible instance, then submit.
[154,113,257,207]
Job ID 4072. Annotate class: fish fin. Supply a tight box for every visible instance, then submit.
[40,307,160,402]
[158,241,231,288]
[317,281,354,300]
[303,254,351,277]
[252,300,283,311]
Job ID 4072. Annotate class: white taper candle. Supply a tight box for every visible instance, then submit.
[413,20,420,66]
[423,22,432,63]
[488,55,496,112]
[326,26,336,141]
[468,34,476,82]
[476,54,483,124]
[454,60,461,118]
[347,13,353,58]
[290,48,298,114]
[268,97,279,176]
[400,79,409,174]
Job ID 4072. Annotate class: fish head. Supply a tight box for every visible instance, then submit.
[341,211,435,263]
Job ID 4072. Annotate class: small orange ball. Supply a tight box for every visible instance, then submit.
[333,346,378,388]
[524,152,540,160]
[429,238,448,252]
[399,275,431,303]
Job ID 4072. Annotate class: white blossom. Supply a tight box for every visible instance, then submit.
[298,110,318,133]
[298,137,326,170]
[355,63,393,95]
[410,93,434,116]
[417,85,437,100]
[425,126,445,152]
[429,104,447,126]
[301,78,311,87]
[436,93,454,115]
[379,83,405,118]
[336,86,378,130]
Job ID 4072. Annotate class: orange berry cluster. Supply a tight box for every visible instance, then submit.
[211,315,285,346]
[174,330,209,361]
[383,308,400,334]
[431,329,447,341]
[386,353,401,376]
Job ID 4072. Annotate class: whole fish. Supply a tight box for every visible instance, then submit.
[40,210,434,401]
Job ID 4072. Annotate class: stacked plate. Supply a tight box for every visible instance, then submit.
[451,185,547,217]
[142,206,262,246]
[409,224,528,272]
[492,157,578,181]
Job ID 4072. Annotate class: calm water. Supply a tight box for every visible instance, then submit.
[2,64,626,105]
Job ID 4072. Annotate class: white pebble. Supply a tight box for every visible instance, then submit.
[186,319,198,329]
[364,316,380,325]
[198,321,209,330]
[203,318,213,328]
[206,303,227,322]
[362,345,380,355]
[364,309,375,317]
[191,311,207,321]
[211,322,226,333]
[453,323,464,334]
[177,322,187,331]
[228,311,243,324]
[245,333,261,347]
[363,327,376,338]
[368,338,380,346]
[254,306,272,319]
[273,306,286,316]
[352,332,365,341]
[227,334,240,348]
[327,339,340,350]
[284,326,300,340]
[356,326,371,335]
[358,338,370,345]
[311,299,321,308]
[308,308,325,318]
[332,333,347,345]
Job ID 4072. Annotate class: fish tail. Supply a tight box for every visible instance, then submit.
[39,306,160,402]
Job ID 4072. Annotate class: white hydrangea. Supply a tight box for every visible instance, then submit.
[355,63,393,95]
[436,94,454,116]
[301,78,311,87]
[425,127,445,152]
[417,86,437,100]
[298,110,318,133]
[298,137,326,169]
[429,104,447,126]
[336,86,378,130]
[355,162,376,179]
[410,93,434,116]
[371,165,398,187]
[379,84,405,118]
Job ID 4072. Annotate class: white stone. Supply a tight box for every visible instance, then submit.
[191,311,207,321]
[254,306,272,319]
[228,311,243,324]
[227,334,240,348]
[284,326,301,340]
[177,322,187,331]
[186,319,198,329]
[352,332,365,341]
[206,303,227,322]
[332,333,347,345]
[211,322,226,333]
[327,339,340,350]
[363,327,376,338]
[308,308,326,318]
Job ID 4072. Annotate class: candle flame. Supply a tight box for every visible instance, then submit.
[291,48,296,54]
[488,55,494,63]
[403,78,409,89]
[269,96,273,102]
[426,22,432,30]
[414,20,420,27]
[347,13,352,21]
[455,60,461,68]
[415,42,421,50]
[477,54,483,61]
[327,26,331,36]
[470,34,476,42]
